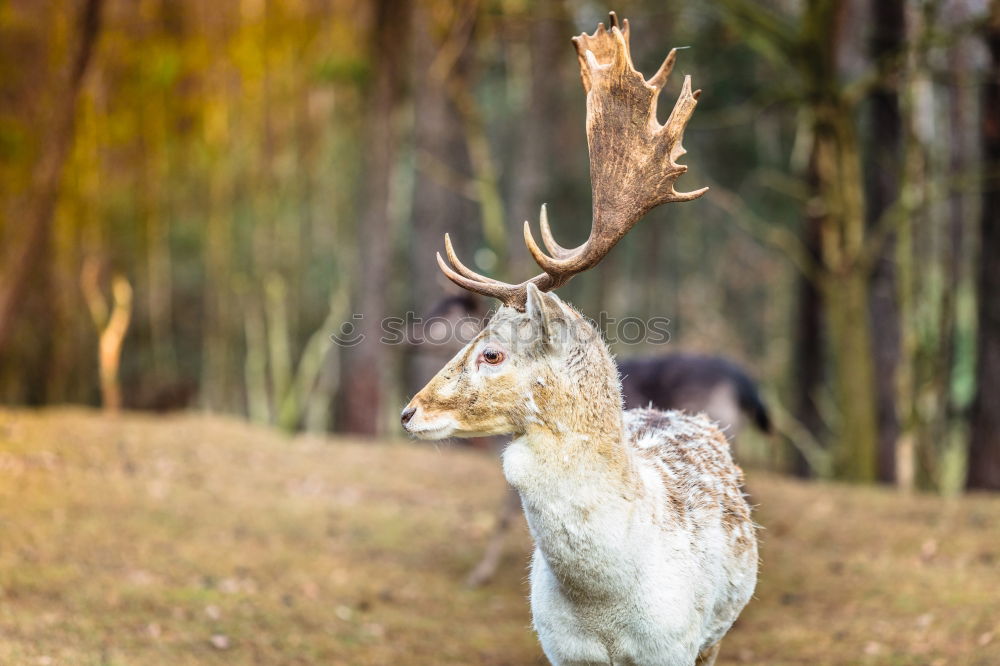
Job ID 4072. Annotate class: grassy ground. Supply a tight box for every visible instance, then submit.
[0,409,998,665]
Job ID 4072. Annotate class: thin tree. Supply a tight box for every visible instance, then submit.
[0,0,104,351]
[865,0,905,483]
[341,0,411,434]
[790,200,825,477]
[407,0,479,394]
[967,0,1000,490]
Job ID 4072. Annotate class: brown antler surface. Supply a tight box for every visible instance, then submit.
[437,11,707,311]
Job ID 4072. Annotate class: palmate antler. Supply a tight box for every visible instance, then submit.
[437,11,707,311]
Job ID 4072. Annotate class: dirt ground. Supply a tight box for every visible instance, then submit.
[0,408,998,665]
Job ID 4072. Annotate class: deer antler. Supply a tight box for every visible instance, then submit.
[437,11,707,311]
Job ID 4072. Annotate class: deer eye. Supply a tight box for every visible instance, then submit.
[479,347,505,366]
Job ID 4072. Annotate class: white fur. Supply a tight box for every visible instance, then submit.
[503,414,757,666]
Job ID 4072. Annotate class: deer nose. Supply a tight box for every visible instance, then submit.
[400,406,417,425]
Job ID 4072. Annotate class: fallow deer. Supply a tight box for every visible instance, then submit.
[411,294,771,587]
[402,13,757,665]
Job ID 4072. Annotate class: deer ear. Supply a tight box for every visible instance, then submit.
[525,284,562,349]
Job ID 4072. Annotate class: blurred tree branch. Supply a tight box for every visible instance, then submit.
[705,180,822,284]
[81,257,132,413]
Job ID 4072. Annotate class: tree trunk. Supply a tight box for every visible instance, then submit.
[341,0,411,434]
[937,2,973,443]
[822,264,879,482]
[967,1,1000,490]
[790,191,824,477]
[507,9,569,277]
[242,293,271,425]
[815,110,880,483]
[0,0,104,352]
[865,0,905,483]
[407,1,478,394]
[200,132,235,411]
[143,0,184,384]
[801,0,880,482]
[409,5,479,308]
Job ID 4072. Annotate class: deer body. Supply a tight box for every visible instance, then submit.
[402,13,757,663]
[509,413,756,665]
[404,289,757,665]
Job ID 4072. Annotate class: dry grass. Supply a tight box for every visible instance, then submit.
[0,408,997,665]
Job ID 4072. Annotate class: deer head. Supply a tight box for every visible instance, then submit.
[402,283,622,438]
[403,12,705,439]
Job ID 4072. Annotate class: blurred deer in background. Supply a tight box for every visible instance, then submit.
[414,295,771,587]
[402,13,757,665]
[619,354,772,439]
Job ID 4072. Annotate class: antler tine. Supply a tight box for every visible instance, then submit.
[663,75,699,153]
[606,19,632,77]
[538,204,573,259]
[436,252,521,306]
[646,48,677,91]
[523,220,561,275]
[574,11,631,94]
[443,234,504,285]
[438,236,561,309]
[662,76,710,202]
[607,12,632,50]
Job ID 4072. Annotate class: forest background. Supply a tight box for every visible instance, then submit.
[2,0,999,493]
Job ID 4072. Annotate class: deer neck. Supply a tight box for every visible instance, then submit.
[504,363,635,499]
[503,379,640,598]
